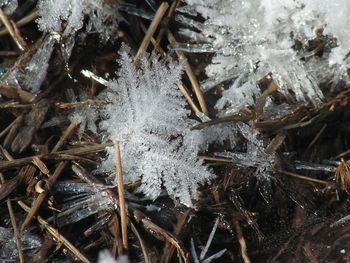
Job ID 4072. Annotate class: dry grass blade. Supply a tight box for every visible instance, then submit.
[51,122,77,152]
[18,201,91,263]
[134,2,169,63]
[114,141,128,251]
[140,217,188,262]
[277,169,335,186]
[161,209,191,263]
[335,158,350,191]
[167,31,208,114]
[235,220,251,263]
[0,10,38,36]
[0,142,114,170]
[0,8,26,50]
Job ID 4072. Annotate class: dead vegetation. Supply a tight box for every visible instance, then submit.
[0,1,350,262]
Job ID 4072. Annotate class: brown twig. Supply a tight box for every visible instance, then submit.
[114,141,128,251]
[0,8,26,51]
[161,209,191,263]
[0,10,38,36]
[52,121,77,152]
[0,142,114,170]
[55,99,110,109]
[235,220,251,263]
[155,0,180,46]
[277,169,335,186]
[134,2,169,63]
[140,22,201,114]
[167,30,208,114]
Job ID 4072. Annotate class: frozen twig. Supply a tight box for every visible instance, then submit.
[81,69,110,86]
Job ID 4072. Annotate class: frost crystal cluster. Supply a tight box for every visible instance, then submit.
[177,0,350,115]
[99,45,213,206]
[0,0,119,94]
[37,0,119,41]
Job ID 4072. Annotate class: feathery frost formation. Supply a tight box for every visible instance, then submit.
[177,0,350,115]
[98,45,213,206]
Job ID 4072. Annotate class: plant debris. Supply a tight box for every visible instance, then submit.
[1,1,350,262]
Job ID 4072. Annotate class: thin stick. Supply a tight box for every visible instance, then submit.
[155,0,180,46]
[333,148,350,160]
[18,201,91,263]
[52,122,77,152]
[134,2,169,63]
[277,169,334,186]
[167,31,208,113]
[178,83,201,113]
[0,173,24,263]
[20,161,67,232]
[235,220,251,263]
[0,142,114,170]
[0,10,38,36]
[114,142,128,251]
[140,22,201,114]
[0,8,26,51]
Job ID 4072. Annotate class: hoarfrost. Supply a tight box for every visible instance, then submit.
[37,0,119,40]
[36,0,119,59]
[53,181,115,226]
[98,45,214,206]
[178,0,350,114]
[98,250,129,263]
[0,227,42,259]
[1,34,58,93]
[0,0,17,14]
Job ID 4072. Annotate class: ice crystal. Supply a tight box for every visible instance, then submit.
[215,122,275,202]
[1,33,59,93]
[0,227,42,259]
[177,0,350,114]
[53,181,115,226]
[37,0,119,40]
[0,0,17,14]
[36,0,119,60]
[99,45,213,206]
[98,250,129,263]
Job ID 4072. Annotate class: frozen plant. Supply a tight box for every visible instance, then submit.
[36,0,120,59]
[177,0,350,115]
[37,0,119,39]
[98,44,213,206]
[0,227,42,259]
[1,33,59,93]
[190,217,227,263]
[53,181,115,226]
[215,122,275,202]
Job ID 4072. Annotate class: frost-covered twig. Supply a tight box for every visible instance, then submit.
[190,217,227,263]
